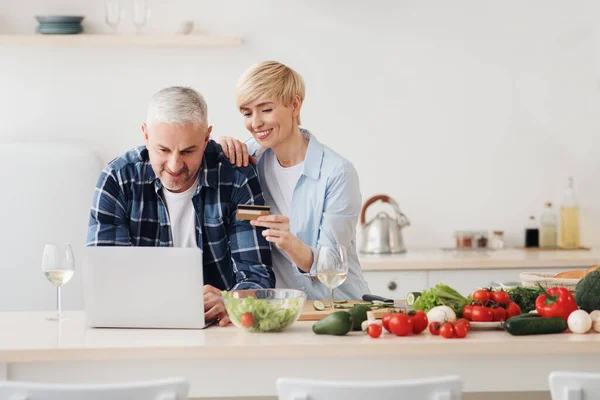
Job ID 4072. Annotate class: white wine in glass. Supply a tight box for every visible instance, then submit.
[42,244,75,321]
[316,245,349,308]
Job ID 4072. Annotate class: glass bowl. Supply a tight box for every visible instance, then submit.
[222,289,306,332]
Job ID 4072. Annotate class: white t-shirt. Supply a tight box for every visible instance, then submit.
[162,180,198,248]
[263,151,304,289]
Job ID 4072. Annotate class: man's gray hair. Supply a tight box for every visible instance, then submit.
[146,86,208,126]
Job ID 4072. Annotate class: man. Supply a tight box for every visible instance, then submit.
[86,86,275,326]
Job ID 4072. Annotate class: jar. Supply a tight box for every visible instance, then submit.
[455,231,474,248]
[489,230,505,250]
[476,231,489,248]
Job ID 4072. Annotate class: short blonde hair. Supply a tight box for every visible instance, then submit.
[236,61,305,124]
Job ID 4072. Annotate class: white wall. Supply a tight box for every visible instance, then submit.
[0,0,599,308]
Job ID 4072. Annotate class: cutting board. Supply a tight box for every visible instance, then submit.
[298,300,410,321]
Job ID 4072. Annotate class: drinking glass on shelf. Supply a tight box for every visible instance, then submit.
[41,244,75,321]
[132,0,151,34]
[105,0,123,33]
[316,245,349,309]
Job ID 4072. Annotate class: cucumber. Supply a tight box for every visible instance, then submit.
[504,316,567,336]
[313,300,326,311]
[506,313,541,320]
[406,292,421,305]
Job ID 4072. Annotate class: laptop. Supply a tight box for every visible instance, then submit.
[82,247,211,329]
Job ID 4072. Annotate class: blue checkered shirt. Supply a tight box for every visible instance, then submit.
[86,141,275,291]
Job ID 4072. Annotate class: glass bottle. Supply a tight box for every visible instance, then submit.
[540,202,558,248]
[560,177,580,249]
[525,215,539,248]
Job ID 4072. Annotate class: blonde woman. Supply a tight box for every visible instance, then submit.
[217,61,369,300]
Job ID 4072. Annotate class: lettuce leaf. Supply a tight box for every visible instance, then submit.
[412,283,469,315]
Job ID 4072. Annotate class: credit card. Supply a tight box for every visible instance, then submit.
[236,204,271,221]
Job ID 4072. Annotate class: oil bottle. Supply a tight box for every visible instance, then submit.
[540,202,558,248]
[560,177,580,249]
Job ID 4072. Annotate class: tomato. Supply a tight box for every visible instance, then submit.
[462,304,473,321]
[492,290,511,305]
[506,302,522,318]
[453,323,468,338]
[455,318,471,331]
[429,321,441,335]
[409,311,428,334]
[473,289,491,303]
[367,323,383,338]
[240,312,254,328]
[389,314,414,336]
[439,322,455,339]
[471,306,493,322]
[492,307,507,322]
[382,313,394,332]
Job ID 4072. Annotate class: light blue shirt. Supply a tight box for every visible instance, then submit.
[247,128,370,300]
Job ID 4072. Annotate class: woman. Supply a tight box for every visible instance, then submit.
[217,61,369,300]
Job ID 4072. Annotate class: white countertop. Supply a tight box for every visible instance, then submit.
[1,312,599,363]
[359,248,600,271]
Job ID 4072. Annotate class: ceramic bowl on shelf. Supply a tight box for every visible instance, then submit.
[35,15,84,35]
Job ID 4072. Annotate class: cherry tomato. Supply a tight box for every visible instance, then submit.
[472,289,491,303]
[439,322,455,339]
[367,323,383,338]
[382,313,394,332]
[455,318,471,331]
[429,321,441,335]
[492,307,507,322]
[471,306,493,322]
[409,311,428,334]
[389,314,414,336]
[453,323,468,338]
[240,312,254,328]
[506,302,522,318]
[492,290,511,305]
[462,304,473,320]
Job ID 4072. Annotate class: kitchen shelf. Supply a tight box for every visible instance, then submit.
[0,34,242,48]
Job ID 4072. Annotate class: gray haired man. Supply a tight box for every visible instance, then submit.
[86,86,275,326]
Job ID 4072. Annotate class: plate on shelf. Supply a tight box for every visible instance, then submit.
[470,321,503,330]
[35,15,85,24]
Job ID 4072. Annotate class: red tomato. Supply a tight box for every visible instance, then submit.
[240,312,254,328]
[367,323,383,338]
[409,311,428,334]
[389,314,414,337]
[453,323,468,338]
[455,318,471,331]
[462,305,473,321]
[382,313,394,332]
[471,306,493,322]
[472,289,491,303]
[492,307,507,322]
[439,322,455,339]
[492,290,511,305]
[429,321,441,335]
[506,302,522,318]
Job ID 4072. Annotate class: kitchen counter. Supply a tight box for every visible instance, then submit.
[0,312,598,397]
[359,248,600,271]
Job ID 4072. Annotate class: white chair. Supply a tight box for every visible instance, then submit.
[277,375,462,400]
[549,371,600,400]
[0,377,189,400]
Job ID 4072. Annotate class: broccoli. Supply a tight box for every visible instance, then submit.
[575,269,600,313]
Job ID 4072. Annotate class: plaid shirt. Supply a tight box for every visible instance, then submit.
[86,141,274,291]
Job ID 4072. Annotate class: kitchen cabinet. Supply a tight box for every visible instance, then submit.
[360,249,599,296]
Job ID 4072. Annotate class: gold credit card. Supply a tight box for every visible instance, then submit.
[236,204,270,221]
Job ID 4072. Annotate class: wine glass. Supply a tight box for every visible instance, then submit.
[105,0,123,33]
[42,244,75,321]
[132,0,151,34]
[316,245,349,308]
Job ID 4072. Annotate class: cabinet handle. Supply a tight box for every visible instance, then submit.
[387,281,397,291]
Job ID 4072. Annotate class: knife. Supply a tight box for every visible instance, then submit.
[362,294,411,309]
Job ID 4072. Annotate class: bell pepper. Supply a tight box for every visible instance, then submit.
[535,285,578,321]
